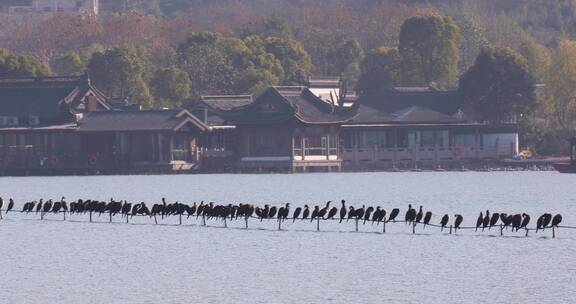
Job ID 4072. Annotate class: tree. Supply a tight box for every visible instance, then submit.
[544,40,576,131]
[234,68,280,96]
[178,32,284,99]
[0,49,52,77]
[399,15,461,87]
[51,44,104,76]
[262,37,311,85]
[242,15,294,40]
[517,39,551,82]
[151,67,191,108]
[87,46,154,108]
[178,32,239,99]
[356,47,402,95]
[459,45,536,124]
[326,38,364,84]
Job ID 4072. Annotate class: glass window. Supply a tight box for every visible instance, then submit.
[453,134,476,147]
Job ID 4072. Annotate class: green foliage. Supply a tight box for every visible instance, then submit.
[234,68,280,96]
[151,67,191,108]
[399,15,461,88]
[543,40,576,131]
[517,39,551,82]
[177,32,286,100]
[88,46,154,108]
[0,49,52,77]
[242,15,294,40]
[326,38,364,85]
[459,45,536,124]
[262,37,311,85]
[51,44,105,76]
[356,47,402,95]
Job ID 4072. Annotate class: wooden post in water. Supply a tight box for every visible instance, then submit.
[355,219,359,232]
[41,211,44,221]
[179,213,182,225]
[552,226,556,238]
[224,217,227,228]
[316,216,320,232]
[153,214,157,225]
[383,221,386,233]
[89,211,92,223]
[126,214,129,224]
[245,216,249,229]
[449,225,452,234]
[109,212,112,223]
[63,211,66,221]
[278,219,282,231]
[202,214,206,226]
[412,223,416,234]
[500,225,503,236]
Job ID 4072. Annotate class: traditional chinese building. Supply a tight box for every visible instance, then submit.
[340,87,518,169]
[199,81,356,172]
[0,75,206,175]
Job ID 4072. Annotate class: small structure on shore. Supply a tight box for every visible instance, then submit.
[553,137,576,173]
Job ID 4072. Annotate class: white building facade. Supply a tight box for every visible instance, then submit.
[9,0,99,14]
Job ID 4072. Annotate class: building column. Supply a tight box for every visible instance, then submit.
[301,132,306,161]
[158,133,163,162]
[169,134,174,161]
[290,132,295,161]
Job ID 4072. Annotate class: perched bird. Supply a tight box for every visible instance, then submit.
[326,206,338,220]
[519,213,530,230]
[482,210,490,231]
[363,206,374,224]
[542,213,552,228]
[415,206,424,223]
[388,208,400,222]
[404,204,416,224]
[310,206,320,222]
[292,206,302,222]
[268,206,277,219]
[511,214,522,231]
[454,214,463,231]
[475,212,483,232]
[339,200,347,223]
[489,212,500,229]
[371,207,381,224]
[6,199,14,213]
[347,206,355,222]
[354,205,365,221]
[440,214,449,231]
[551,214,562,228]
[318,201,331,219]
[302,205,310,220]
[536,213,552,232]
[423,211,432,228]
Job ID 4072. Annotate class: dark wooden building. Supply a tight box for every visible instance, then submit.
[201,86,356,172]
[0,75,208,175]
[77,110,207,171]
[341,87,518,168]
[0,75,110,173]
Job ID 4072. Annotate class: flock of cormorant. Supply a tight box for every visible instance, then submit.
[0,197,566,237]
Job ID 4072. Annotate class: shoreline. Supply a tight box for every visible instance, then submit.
[0,160,560,177]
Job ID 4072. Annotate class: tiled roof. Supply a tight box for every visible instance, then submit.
[0,75,110,125]
[228,86,357,125]
[200,95,253,111]
[77,110,208,132]
[349,90,464,124]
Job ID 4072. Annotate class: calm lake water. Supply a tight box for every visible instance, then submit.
[0,172,575,304]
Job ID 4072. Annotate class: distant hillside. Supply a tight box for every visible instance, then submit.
[98,0,576,45]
